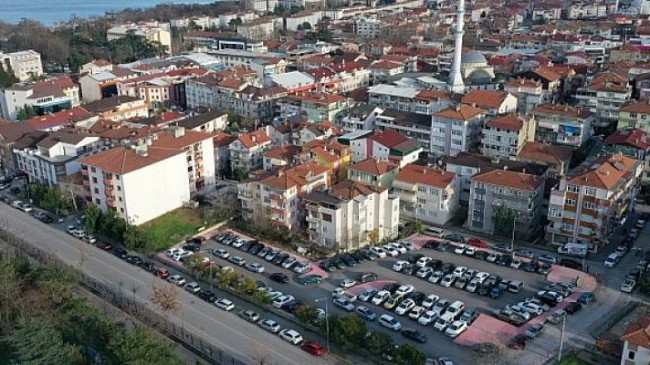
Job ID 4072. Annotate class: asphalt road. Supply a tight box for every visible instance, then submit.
[0,203,336,365]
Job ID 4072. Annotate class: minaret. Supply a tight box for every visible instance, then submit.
[448,0,465,94]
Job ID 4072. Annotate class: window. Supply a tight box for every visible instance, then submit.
[628,351,636,360]
[584,188,596,196]
[549,208,561,218]
[584,201,595,210]
[322,213,332,222]
[91,167,96,173]
[418,198,426,205]
[117,186,121,191]
[429,188,439,196]
[567,184,579,192]
[92,177,97,184]
[565,198,576,206]
[418,186,428,193]
[95,198,100,204]
[562,223,574,231]
[120,208,124,213]
[94,188,99,194]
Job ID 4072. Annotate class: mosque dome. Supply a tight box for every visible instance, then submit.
[461,51,487,65]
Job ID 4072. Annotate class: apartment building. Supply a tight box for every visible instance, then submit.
[0,76,81,120]
[531,104,593,147]
[504,78,545,114]
[368,85,453,115]
[374,109,434,152]
[575,73,631,127]
[151,127,216,194]
[460,90,518,116]
[83,96,149,122]
[618,100,650,133]
[229,130,273,174]
[107,22,172,53]
[348,157,400,189]
[354,17,387,39]
[369,61,405,85]
[350,129,422,168]
[338,105,383,133]
[566,2,607,19]
[621,316,650,365]
[78,145,191,225]
[282,93,351,123]
[604,129,650,182]
[13,129,107,186]
[431,105,487,157]
[79,66,137,103]
[468,169,545,240]
[304,179,399,250]
[392,164,459,226]
[303,139,351,184]
[0,50,43,82]
[517,142,574,178]
[263,144,302,171]
[546,153,643,252]
[481,114,535,159]
[237,162,329,229]
[443,152,549,204]
[214,132,236,177]
[236,18,278,41]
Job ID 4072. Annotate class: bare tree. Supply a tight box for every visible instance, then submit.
[150,279,182,328]
[251,346,274,365]
[77,243,88,273]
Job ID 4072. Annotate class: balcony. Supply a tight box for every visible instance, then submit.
[82,179,90,187]
[103,178,112,186]
[105,189,115,198]
[106,198,117,208]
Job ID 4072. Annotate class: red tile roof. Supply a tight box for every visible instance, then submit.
[151,129,213,150]
[330,179,385,199]
[25,107,93,130]
[461,90,511,109]
[622,316,650,349]
[394,164,455,188]
[77,146,184,175]
[235,130,271,149]
[434,105,485,121]
[518,142,573,165]
[471,169,543,192]
[604,128,650,150]
[485,115,525,131]
[369,129,408,148]
[567,153,639,189]
[621,100,650,114]
[349,157,398,176]
[261,162,328,190]
[213,131,236,148]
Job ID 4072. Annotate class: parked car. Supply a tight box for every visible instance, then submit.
[401,328,427,343]
[467,237,488,248]
[270,272,289,284]
[300,340,325,356]
[578,292,595,304]
[278,329,303,345]
[215,298,235,311]
[525,323,545,339]
[378,314,402,331]
[355,305,378,321]
[621,279,636,293]
[445,320,468,338]
[239,309,261,322]
[564,302,583,315]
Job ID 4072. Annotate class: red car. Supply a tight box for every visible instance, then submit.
[156,268,170,279]
[97,242,113,251]
[300,340,325,356]
[467,237,488,248]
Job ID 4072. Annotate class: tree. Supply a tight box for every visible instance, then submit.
[393,344,426,365]
[494,204,515,237]
[366,332,393,356]
[183,253,205,276]
[107,325,182,365]
[6,318,84,365]
[237,276,258,295]
[302,22,312,30]
[229,17,243,29]
[150,279,181,326]
[218,269,240,288]
[638,275,650,295]
[252,290,272,304]
[330,314,367,349]
[0,60,19,88]
[16,105,37,121]
[123,225,148,252]
[84,204,102,234]
[367,229,379,246]
[295,303,318,324]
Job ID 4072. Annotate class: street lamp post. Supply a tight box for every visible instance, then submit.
[510,213,522,258]
[558,312,567,362]
[315,297,330,354]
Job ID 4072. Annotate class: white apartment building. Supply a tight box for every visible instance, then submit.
[285,12,324,32]
[237,162,329,229]
[350,129,422,168]
[575,73,632,127]
[481,114,536,159]
[368,84,453,115]
[151,127,216,195]
[567,3,608,19]
[304,180,399,250]
[354,17,386,39]
[0,50,43,82]
[78,145,191,225]
[13,130,107,186]
[460,90,518,116]
[229,130,273,174]
[237,19,278,41]
[374,109,436,152]
[504,78,546,114]
[392,164,459,226]
[531,103,594,147]
[107,22,172,53]
[0,76,81,120]
[431,105,487,157]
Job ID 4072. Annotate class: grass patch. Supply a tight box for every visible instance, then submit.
[558,354,580,365]
[139,208,208,252]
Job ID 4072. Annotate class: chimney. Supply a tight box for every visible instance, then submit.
[503,165,508,171]
[134,144,148,157]
[252,135,257,143]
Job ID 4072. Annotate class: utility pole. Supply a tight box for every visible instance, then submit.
[558,312,566,362]
[315,297,330,354]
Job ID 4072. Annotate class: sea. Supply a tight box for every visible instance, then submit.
[0,0,216,26]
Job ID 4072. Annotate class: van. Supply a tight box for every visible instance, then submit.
[424,227,444,238]
[508,280,524,293]
[359,272,378,283]
[604,253,619,268]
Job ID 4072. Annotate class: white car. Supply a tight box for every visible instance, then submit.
[278,329,303,345]
[390,242,408,254]
[228,256,246,266]
[440,274,456,288]
[392,260,409,272]
[378,314,402,331]
[395,298,416,315]
[333,297,355,312]
[416,267,433,279]
[433,317,452,331]
[268,291,284,300]
[340,279,358,289]
[212,248,230,259]
[510,260,522,269]
[408,306,426,320]
[474,272,490,283]
[621,279,636,293]
[520,302,544,316]
[418,310,438,325]
[272,295,295,308]
[464,247,477,256]
[636,219,646,229]
[416,256,433,268]
[281,257,297,269]
[370,246,387,258]
[168,274,186,286]
[445,320,468,338]
[371,290,391,305]
[215,298,235,311]
[452,266,467,277]
[465,279,480,293]
[395,284,415,296]
[245,262,265,273]
[422,294,440,309]
[454,244,467,254]
[184,282,201,294]
[428,271,444,284]
[231,239,246,248]
[332,287,345,298]
[258,319,282,334]
[486,252,500,262]
[292,262,312,274]
[359,289,378,302]
[383,245,399,257]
